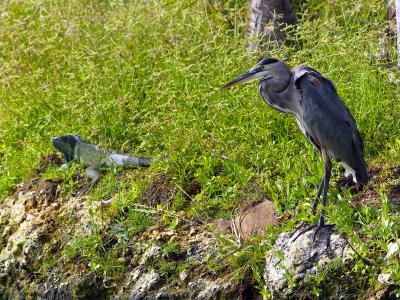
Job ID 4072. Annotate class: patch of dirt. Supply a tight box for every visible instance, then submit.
[36,153,63,174]
[336,175,357,190]
[389,185,400,195]
[182,177,202,200]
[140,173,177,207]
[15,179,62,208]
[336,166,381,194]
[352,188,382,208]
[338,180,364,195]
[33,153,94,196]
[390,165,400,178]
[358,285,398,300]
[350,165,400,208]
[389,185,400,205]
[368,166,382,177]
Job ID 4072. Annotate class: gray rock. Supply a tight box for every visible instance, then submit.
[378,272,392,285]
[264,228,352,299]
[179,270,188,282]
[140,245,161,265]
[193,279,226,300]
[129,270,161,299]
[146,277,253,300]
[186,232,215,264]
[386,240,399,259]
[129,266,144,283]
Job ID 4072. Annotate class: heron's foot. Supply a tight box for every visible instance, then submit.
[288,221,308,238]
[291,219,335,245]
[289,201,319,239]
[291,224,318,242]
[313,222,335,252]
[312,222,335,242]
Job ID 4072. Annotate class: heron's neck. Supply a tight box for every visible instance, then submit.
[265,72,291,93]
[259,72,299,114]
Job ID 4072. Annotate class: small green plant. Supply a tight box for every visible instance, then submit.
[302,259,347,298]
[37,255,58,280]
[162,241,181,258]
[63,233,103,261]
[126,210,153,236]
[157,259,177,276]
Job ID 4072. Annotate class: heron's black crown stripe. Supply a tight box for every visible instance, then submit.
[259,58,279,65]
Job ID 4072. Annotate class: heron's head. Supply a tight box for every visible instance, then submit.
[221,58,284,89]
[51,134,83,162]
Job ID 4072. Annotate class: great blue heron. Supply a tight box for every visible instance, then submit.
[222,58,368,239]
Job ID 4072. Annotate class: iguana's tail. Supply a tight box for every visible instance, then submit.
[110,153,154,167]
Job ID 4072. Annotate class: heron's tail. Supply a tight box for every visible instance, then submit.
[110,153,154,167]
[355,163,368,187]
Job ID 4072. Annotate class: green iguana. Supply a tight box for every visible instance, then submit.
[52,134,153,188]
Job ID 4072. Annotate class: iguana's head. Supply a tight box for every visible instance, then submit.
[51,134,84,163]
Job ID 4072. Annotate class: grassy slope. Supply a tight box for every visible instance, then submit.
[1,0,400,296]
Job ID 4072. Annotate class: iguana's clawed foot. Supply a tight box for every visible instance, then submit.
[76,182,95,197]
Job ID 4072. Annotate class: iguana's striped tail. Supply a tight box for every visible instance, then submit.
[110,153,153,167]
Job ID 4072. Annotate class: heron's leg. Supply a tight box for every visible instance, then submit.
[292,152,334,242]
[308,178,324,217]
[312,154,335,242]
[289,165,325,237]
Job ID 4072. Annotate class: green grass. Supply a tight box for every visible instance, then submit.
[1,0,400,296]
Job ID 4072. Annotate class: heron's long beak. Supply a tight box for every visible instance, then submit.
[221,65,268,89]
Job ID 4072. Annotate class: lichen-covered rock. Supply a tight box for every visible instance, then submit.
[190,278,233,300]
[140,245,162,265]
[0,177,257,299]
[264,227,353,299]
[145,278,252,300]
[385,239,400,259]
[115,230,221,298]
[186,231,215,264]
[0,179,110,298]
[128,269,161,299]
[0,179,97,276]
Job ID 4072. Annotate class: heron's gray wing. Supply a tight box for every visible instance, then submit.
[294,66,357,124]
[293,66,321,86]
[292,66,326,152]
[294,69,366,180]
[298,71,365,160]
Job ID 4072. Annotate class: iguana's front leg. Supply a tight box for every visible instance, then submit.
[60,158,79,171]
[76,167,101,196]
[72,166,101,197]
[86,167,101,186]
